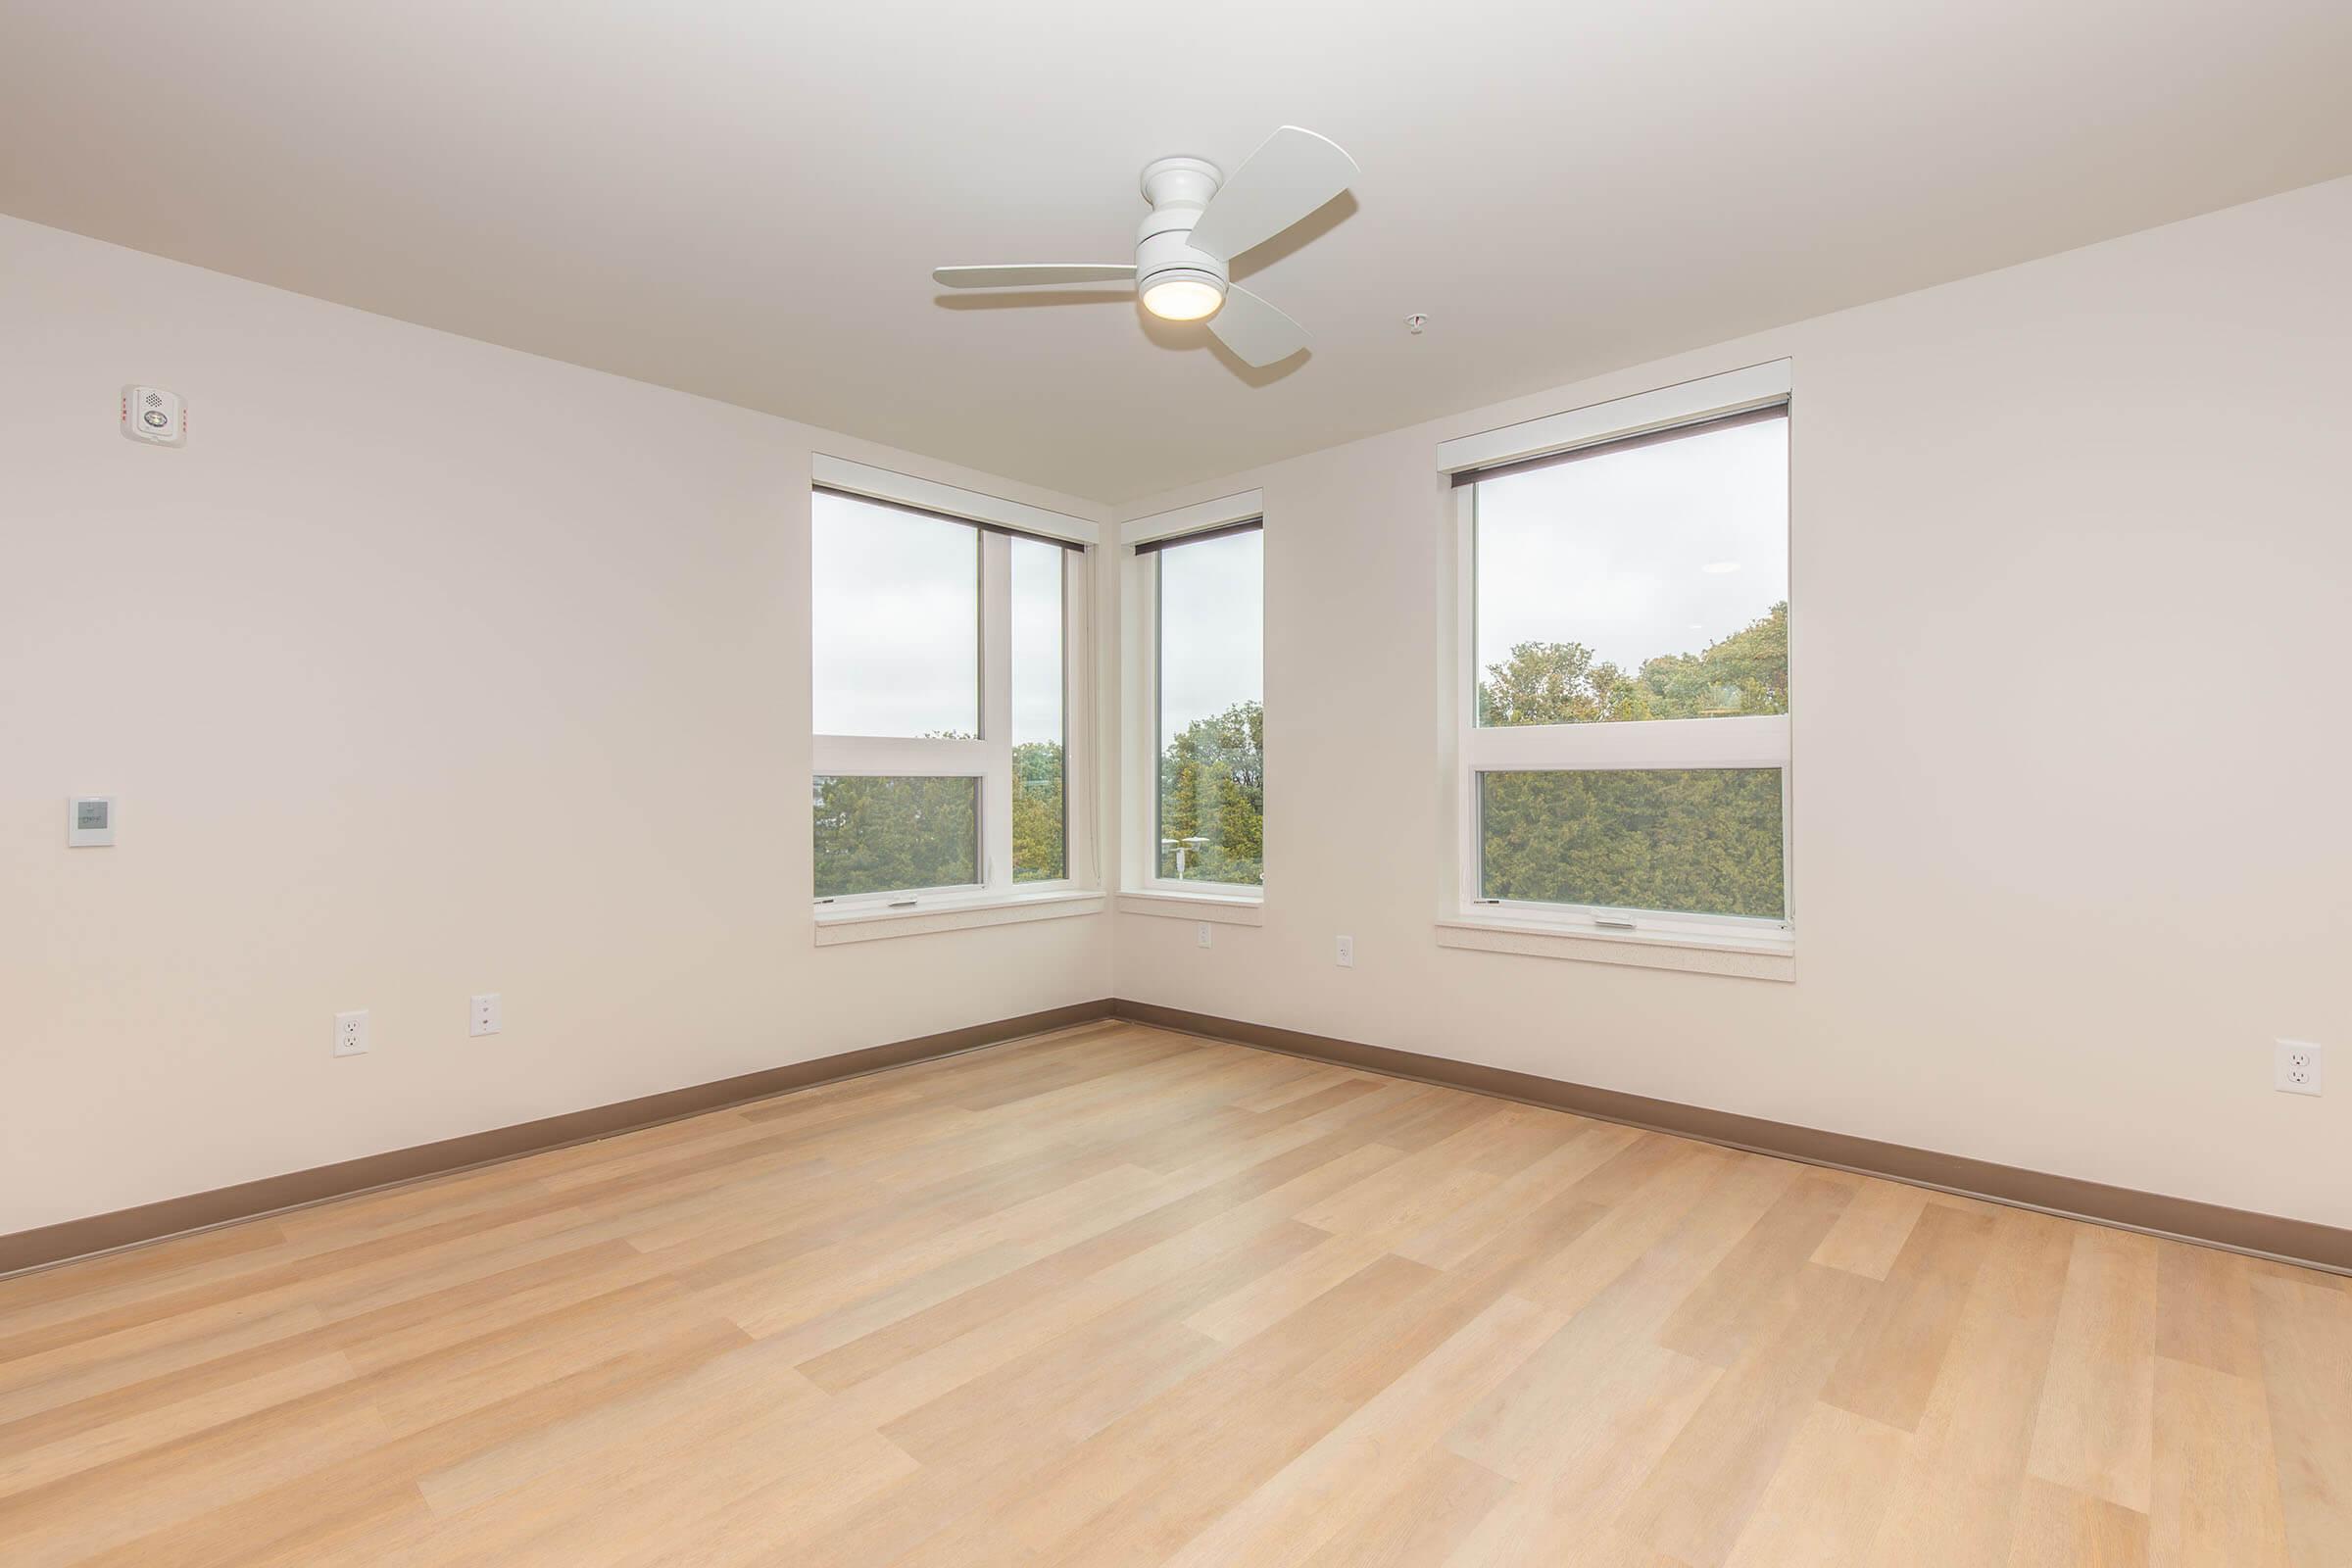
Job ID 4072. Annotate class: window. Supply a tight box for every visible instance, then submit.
[1010,536,1066,882]
[1138,521,1263,892]
[1456,388,1789,940]
[811,485,1086,907]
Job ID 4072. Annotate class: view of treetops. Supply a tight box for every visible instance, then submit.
[810,607,1785,906]
[1479,602,1788,919]
[1156,699,1263,885]
[812,747,1064,900]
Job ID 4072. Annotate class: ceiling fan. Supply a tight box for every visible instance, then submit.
[932,126,1358,368]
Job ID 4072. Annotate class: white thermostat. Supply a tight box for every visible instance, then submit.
[121,385,185,447]
[69,796,118,847]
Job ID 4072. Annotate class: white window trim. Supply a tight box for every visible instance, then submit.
[1120,488,1262,549]
[1119,492,1266,905]
[1439,363,1794,979]
[1114,889,1265,925]
[812,454,1100,546]
[815,887,1107,945]
[1435,360,1791,476]
[811,478,1098,939]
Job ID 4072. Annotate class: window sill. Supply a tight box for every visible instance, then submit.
[813,889,1106,947]
[1116,890,1265,926]
[1435,914,1794,982]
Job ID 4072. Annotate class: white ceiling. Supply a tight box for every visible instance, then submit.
[4,2,2346,502]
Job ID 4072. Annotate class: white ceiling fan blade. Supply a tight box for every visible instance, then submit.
[1186,126,1358,264]
[1206,286,1308,368]
[932,265,1137,288]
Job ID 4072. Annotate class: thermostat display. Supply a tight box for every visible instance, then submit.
[69,796,117,847]
[121,385,185,447]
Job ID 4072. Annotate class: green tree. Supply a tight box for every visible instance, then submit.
[1158,700,1262,884]
[1475,604,1790,917]
[1011,740,1065,882]
[812,774,978,898]
[1480,603,1788,726]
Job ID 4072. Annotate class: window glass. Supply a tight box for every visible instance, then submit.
[812,775,980,898]
[811,491,979,738]
[1011,537,1066,882]
[1474,414,1787,727]
[1479,768,1784,919]
[1155,529,1263,886]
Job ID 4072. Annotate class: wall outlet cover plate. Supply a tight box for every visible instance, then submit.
[2276,1039,2323,1096]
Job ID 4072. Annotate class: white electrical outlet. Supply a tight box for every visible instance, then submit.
[1336,935,1354,968]
[2276,1040,2324,1096]
[334,1009,369,1057]
[469,993,503,1037]
[1196,922,1213,949]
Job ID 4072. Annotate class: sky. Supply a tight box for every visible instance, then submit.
[813,415,1771,753]
[1475,415,1788,679]
[1156,529,1262,744]
[811,491,1065,744]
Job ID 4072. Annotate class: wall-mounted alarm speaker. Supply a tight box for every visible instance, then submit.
[121,385,186,447]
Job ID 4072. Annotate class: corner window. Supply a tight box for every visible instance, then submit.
[1459,399,1789,936]
[1139,522,1263,891]
[811,487,1085,906]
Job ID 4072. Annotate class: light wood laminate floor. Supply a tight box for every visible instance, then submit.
[2,1020,2345,1566]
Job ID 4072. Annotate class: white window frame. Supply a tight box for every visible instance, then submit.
[809,458,1098,927]
[1118,492,1266,910]
[1438,363,1795,972]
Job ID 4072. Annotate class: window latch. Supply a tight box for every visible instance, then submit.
[889,899,919,909]
[1592,916,1638,932]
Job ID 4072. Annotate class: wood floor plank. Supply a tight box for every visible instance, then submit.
[1810,1180,1934,1281]
[2248,1270,2352,1566]
[2004,1476,2150,1567]
[1615,1261,1883,1567]
[1,1023,2343,1568]
[1860,1206,2075,1567]
[1818,1200,1997,1432]
[2153,1238,2262,1378]
[2026,1226,2159,1513]
[1158,1290,1567,1567]
[1658,1172,1858,1369]
[1720,1402,1911,1568]
[2148,1352,2290,1568]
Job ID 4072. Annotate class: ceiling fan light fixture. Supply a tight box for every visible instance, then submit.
[1141,272,1224,321]
[930,126,1357,366]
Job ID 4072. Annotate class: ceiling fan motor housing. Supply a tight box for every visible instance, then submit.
[1136,156,1229,300]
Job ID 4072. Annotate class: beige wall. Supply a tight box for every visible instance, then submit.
[1110,177,2352,1229]
[0,216,1114,1234]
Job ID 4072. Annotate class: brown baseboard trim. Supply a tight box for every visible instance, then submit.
[1111,999,2352,1277]
[18,993,2344,1283]
[0,998,1116,1279]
